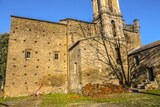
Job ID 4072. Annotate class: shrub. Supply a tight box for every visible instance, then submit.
[82,83,126,98]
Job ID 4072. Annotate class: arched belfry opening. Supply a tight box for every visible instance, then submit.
[108,0,113,12]
[97,0,101,11]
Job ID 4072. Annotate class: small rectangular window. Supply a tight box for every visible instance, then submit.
[25,51,31,59]
[54,51,59,60]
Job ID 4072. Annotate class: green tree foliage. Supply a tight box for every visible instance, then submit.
[0,33,9,86]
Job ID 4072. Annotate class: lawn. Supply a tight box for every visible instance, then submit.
[0,90,159,107]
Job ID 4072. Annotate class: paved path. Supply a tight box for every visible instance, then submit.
[0,97,41,107]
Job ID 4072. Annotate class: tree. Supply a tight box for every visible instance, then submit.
[0,33,9,89]
[74,20,129,86]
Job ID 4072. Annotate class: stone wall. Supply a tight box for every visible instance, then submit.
[68,42,81,93]
[124,20,142,52]
[5,16,68,96]
[60,19,98,47]
[79,40,119,86]
[65,19,101,93]
[66,18,125,93]
[69,38,124,94]
[128,44,160,89]
[124,30,141,52]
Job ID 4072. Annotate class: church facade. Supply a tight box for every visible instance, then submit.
[5,0,142,96]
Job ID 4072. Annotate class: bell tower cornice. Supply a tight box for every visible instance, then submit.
[92,0,122,22]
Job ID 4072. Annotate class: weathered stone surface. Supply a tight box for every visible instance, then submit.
[4,0,144,97]
[5,16,68,96]
[128,41,160,89]
[145,81,159,90]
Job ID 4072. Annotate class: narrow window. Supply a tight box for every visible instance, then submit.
[74,62,77,74]
[108,0,113,12]
[111,20,117,37]
[25,50,31,59]
[148,67,154,81]
[134,55,139,66]
[54,51,59,60]
[97,0,101,11]
[115,48,121,64]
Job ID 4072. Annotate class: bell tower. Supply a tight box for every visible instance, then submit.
[92,0,124,38]
[92,0,129,84]
[92,0,121,21]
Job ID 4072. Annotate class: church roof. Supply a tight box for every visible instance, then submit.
[11,15,67,26]
[11,15,94,26]
[60,18,94,24]
[128,40,160,55]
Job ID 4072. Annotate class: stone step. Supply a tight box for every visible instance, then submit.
[145,81,159,90]
[138,84,145,89]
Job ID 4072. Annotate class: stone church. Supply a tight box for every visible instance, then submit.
[4,0,145,97]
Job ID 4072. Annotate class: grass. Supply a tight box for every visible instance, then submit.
[0,96,29,103]
[0,90,159,107]
[41,93,94,107]
[145,89,160,94]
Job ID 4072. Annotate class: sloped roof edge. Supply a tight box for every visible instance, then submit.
[128,40,160,55]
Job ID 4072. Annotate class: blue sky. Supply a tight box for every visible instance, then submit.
[0,0,160,45]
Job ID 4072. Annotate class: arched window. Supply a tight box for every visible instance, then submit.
[108,0,113,12]
[111,20,117,37]
[97,0,101,12]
